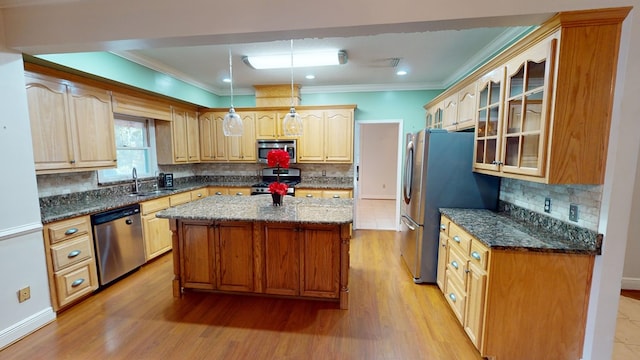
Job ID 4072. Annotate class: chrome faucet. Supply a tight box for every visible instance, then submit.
[132,167,140,193]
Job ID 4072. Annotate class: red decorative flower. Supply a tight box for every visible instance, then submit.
[267,149,290,169]
[268,182,289,196]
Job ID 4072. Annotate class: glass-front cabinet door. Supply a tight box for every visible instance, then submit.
[501,37,556,177]
[473,67,505,172]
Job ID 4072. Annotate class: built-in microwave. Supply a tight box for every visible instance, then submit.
[257,139,297,164]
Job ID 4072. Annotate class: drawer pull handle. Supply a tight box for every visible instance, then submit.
[236,192,243,196]
[451,260,459,270]
[332,195,340,198]
[306,194,313,198]
[64,228,78,236]
[67,250,81,258]
[71,278,85,287]
[471,251,482,261]
[449,293,457,302]
[453,235,460,243]
[196,193,202,197]
[215,192,223,195]
[440,223,446,230]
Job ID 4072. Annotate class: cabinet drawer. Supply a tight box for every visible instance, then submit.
[209,187,228,196]
[190,188,208,200]
[140,196,171,215]
[54,259,97,308]
[170,192,192,206]
[323,190,352,199]
[447,244,468,286]
[470,240,490,270]
[445,276,466,325]
[50,234,93,271]
[448,221,471,254]
[47,216,90,244]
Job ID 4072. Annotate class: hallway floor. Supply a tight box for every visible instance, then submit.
[355,198,397,230]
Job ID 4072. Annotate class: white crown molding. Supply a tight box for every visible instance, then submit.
[442,26,536,87]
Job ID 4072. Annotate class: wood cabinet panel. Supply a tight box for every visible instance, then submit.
[215,222,254,292]
[181,222,215,290]
[50,235,93,271]
[300,224,340,298]
[54,259,98,309]
[142,214,172,261]
[111,92,172,120]
[263,224,300,295]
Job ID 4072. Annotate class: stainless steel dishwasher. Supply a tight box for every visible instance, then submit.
[91,204,145,286]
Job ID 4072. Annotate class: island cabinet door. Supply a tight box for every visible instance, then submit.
[214,222,254,292]
[263,224,300,296]
[300,224,341,299]
[181,222,216,290]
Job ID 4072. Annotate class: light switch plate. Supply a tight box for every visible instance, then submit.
[544,197,551,213]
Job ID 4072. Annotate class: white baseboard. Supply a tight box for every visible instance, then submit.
[621,277,640,290]
[0,308,56,350]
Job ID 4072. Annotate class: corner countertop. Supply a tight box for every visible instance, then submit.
[157,195,353,224]
[440,208,600,255]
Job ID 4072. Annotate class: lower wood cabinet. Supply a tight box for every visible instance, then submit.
[42,215,99,311]
[171,220,349,307]
[208,186,252,196]
[140,197,172,261]
[438,214,594,360]
[296,189,352,199]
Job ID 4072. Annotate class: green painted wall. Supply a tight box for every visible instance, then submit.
[37,52,442,133]
[37,52,221,107]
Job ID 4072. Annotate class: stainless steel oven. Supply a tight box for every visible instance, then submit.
[257,139,297,164]
[251,167,301,196]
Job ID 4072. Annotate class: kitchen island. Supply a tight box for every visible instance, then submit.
[156,195,353,309]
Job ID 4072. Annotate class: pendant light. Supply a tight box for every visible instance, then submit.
[223,48,243,136]
[282,39,303,137]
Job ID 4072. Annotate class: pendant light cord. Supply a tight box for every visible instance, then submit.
[229,48,234,108]
[290,39,294,108]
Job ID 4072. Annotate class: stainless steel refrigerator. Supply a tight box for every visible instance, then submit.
[400,129,500,283]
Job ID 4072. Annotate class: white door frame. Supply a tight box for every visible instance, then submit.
[354,119,404,231]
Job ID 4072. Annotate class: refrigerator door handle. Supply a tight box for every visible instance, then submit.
[401,215,417,231]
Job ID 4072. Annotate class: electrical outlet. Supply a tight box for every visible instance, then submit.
[569,204,579,222]
[18,286,30,303]
[544,197,551,213]
[322,170,326,176]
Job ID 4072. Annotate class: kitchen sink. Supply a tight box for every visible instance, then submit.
[127,189,174,197]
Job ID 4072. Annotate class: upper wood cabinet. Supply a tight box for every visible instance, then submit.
[298,108,354,163]
[199,111,256,162]
[425,102,443,129]
[255,111,296,139]
[426,8,630,184]
[25,72,117,174]
[156,106,200,164]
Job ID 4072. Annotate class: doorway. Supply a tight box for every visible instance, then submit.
[354,120,403,230]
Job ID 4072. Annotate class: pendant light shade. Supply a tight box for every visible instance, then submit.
[283,40,303,137]
[223,49,243,137]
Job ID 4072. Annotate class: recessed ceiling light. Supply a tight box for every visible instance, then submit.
[305,74,316,80]
[223,78,231,83]
[396,70,408,76]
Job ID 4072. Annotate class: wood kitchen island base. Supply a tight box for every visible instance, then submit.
[168,219,351,309]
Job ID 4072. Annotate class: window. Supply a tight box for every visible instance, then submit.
[98,115,157,183]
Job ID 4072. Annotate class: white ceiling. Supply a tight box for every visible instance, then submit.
[2,0,545,96]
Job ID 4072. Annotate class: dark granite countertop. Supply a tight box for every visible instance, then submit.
[157,195,353,224]
[440,208,600,255]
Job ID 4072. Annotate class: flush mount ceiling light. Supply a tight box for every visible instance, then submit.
[243,50,347,70]
[222,49,243,137]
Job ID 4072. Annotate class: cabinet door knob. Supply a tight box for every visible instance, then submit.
[440,223,446,230]
[471,251,482,261]
[451,260,459,270]
[449,293,457,303]
[453,235,460,243]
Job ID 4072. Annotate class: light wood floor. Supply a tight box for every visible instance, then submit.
[615,292,640,359]
[1,230,483,359]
